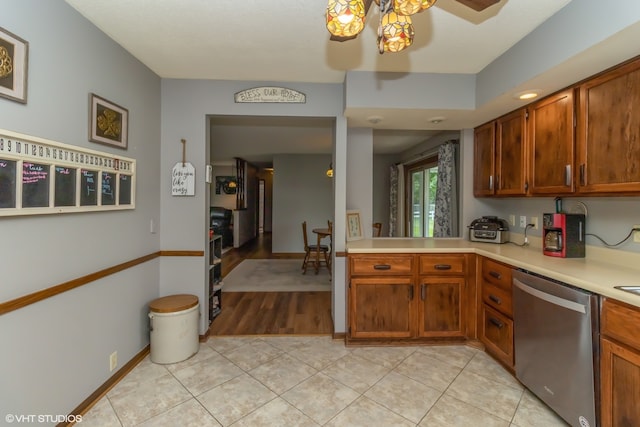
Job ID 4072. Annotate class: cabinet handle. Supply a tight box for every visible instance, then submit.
[489,271,501,280]
[489,175,493,191]
[434,264,452,270]
[579,164,585,186]
[421,284,426,301]
[408,285,414,301]
[489,317,504,329]
[489,294,502,305]
[565,164,572,186]
[374,264,391,270]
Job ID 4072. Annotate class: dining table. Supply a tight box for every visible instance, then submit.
[312,227,332,273]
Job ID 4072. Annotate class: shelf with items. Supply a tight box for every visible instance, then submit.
[208,233,223,324]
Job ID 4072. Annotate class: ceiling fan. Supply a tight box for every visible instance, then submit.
[327,0,500,52]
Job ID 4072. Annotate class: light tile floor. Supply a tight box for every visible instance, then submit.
[81,336,569,426]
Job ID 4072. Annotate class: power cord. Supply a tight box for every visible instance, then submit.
[586,226,640,247]
[507,224,535,247]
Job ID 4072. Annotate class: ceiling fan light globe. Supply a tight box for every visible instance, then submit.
[381,12,414,52]
[326,0,366,37]
[393,0,437,15]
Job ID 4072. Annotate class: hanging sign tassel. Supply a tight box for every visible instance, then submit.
[181,138,186,166]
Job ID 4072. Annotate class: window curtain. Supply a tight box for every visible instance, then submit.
[389,163,405,237]
[433,140,459,237]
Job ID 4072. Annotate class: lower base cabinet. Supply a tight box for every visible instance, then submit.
[600,298,640,427]
[480,304,514,367]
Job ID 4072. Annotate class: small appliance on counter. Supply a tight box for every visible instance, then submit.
[542,213,585,258]
[468,216,509,244]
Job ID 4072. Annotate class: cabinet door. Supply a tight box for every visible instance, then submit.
[577,59,640,193]
[417,276,465,338]
[529,89,575,195]
[496,109,528,195]
[473,121,496,196]
[480,304,514,369]
[600,337,640,427]
[349,276,413,339]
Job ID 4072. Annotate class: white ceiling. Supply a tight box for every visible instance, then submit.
[64,0,583,165]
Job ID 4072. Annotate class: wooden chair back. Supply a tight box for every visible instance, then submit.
[373,222,382,237]
[301,221,309,249]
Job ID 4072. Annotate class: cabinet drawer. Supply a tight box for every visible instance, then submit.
[481,257,513,290]
[481,304,514,368]
[419,254,465,275]
[602,298,640,351]
[349,255,414,275]
[482,281,513,317]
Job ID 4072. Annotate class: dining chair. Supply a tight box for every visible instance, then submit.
[373,222,382,237]
[301,221,330,274]
[327,220,333,270]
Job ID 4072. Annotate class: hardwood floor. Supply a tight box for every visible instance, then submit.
[209,233,334,336]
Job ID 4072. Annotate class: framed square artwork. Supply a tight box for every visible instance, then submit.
[0,26,29,104]
[89,93,129,149]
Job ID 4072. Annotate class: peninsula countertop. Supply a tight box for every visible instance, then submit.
[346,237,640,308]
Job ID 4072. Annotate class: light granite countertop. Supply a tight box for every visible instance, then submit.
[346,237,640,308]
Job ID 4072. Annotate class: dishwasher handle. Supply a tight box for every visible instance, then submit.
[513,277,587,314]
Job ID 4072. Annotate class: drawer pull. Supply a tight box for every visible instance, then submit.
[489,317,504,329]
[489,294,502,305]
[489,271,502,280]
[373,264,391,270]
[421,284,426,301]
[434,264,452,270]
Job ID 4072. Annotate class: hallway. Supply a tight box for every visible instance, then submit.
[210,233,334,336]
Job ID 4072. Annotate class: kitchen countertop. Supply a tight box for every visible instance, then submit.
[346,237,640,308]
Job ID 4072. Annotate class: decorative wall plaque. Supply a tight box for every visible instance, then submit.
[234,87,306,103]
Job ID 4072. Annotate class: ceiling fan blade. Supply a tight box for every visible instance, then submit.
[454,0,500,12]
[329,0,374,42]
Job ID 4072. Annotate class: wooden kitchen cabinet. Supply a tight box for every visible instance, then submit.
[600,298,640,427]
[528,88,575,195]
[473,109,527,197]
[495,109,528,195]
[473,121,496,196]
[577,58,640,194]
[478,257,515,369]
[348,253,473,343]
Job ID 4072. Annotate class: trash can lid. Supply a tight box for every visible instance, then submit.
[149,294,198,313]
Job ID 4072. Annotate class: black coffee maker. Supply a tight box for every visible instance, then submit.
[542,213,585,258]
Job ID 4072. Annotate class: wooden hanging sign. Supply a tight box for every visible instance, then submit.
[171,138,195,196]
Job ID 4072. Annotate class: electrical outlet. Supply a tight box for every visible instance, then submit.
[109,351,117,372]
[634,225,640,243]
[509,214,516,227]
[530,216,539,230]
[519,215,527,228]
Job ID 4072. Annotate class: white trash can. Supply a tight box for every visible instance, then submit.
[148,294,199,364]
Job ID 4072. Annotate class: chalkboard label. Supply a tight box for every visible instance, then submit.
[54,166,76,207]
[102,172,115,205]
[119,174,131,205]
[0,158,17,208]
[22,162,50,208]
[80,169,98,206]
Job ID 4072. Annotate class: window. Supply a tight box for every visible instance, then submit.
[406,155,438,237]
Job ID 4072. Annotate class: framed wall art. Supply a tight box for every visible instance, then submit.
[0,26,29,104]
[89,93,129,149]
[346,209,363,241]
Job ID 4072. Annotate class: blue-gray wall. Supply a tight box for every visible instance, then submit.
[0,0,161,419]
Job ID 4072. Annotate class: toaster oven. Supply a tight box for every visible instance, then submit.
[468,216,509,244]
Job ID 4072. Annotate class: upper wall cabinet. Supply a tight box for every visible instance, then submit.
[473,121,496,196]
[473,110,527,197]
[474,55,640,197]
[576,59,640,194]
[529,89,575,195]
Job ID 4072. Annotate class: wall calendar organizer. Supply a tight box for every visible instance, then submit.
[0,128,135,216]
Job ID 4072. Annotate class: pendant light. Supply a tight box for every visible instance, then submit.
[394,0,437,16]
[326,0,366,38]
[379,11,414,53]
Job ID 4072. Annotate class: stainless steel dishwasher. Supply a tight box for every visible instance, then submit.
[512,269,599,427]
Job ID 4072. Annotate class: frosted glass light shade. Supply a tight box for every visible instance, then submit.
[394,0,437,16]
[380,12,414,52]
[326,0,366,37]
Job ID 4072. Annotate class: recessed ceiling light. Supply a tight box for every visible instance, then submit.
[367,115,384,124]
[514,90,540,100]
[429,116,446,124]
